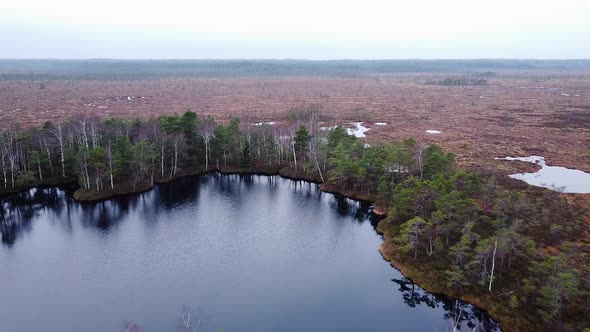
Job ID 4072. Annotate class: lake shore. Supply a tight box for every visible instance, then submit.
[2,166,579,331]
[377,223,531,332]
[0,165,509,330]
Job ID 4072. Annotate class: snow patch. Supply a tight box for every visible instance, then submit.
[495,156,545,165]
[426,130,441,134]
[252,122,276,126]
[347,122,369,138]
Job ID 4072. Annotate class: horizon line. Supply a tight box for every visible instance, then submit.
[1,58,590,61]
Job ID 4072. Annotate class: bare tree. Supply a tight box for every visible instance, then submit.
[179,306,208,332]
[77,148,90,190]
[77,117,90,149]
[414,143,425,178]
[199,116,216,171]
[1,128,18,187]
[88,117,100,148]
[106,140,114,190]
[169,132,185,179]
[39,134,53,176]
[308,137,324,182]
[1,142,7,188]
[489,239,498,292]
[49,122,67,177]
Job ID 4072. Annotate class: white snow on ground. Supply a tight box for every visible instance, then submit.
[319,123,371,137]
[426,130,441,134]
[347,122,369,138]
[495,156,545,165]
[252,122,276,126]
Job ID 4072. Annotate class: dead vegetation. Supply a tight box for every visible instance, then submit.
[0,73,588,176]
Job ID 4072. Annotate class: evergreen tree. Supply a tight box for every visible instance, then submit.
[396,216,426,259]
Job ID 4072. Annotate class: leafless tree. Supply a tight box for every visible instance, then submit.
[308,136,324,182]
[199,116,216,171]
[1,127,19,187]
[414,143,426,179]
[106,140,114,189]
[179,305,208,332]
[489,239,498,292]
[49,122,67,177]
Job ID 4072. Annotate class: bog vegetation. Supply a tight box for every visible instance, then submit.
[0,107,587,331]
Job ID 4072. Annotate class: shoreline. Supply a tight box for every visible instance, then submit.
[0,166,537,331]
[377,225,521,332]
[71,164,324,202]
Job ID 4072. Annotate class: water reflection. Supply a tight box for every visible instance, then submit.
[1,188,65,246]
[329,195,374,222]
[392,277,500,331]
[0,174,500,331]
[79,200,128,231]
[156,175,206,209]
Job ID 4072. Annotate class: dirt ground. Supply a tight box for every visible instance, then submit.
[0,73,588,176]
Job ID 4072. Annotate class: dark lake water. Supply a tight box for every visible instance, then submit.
[0,174,499,332]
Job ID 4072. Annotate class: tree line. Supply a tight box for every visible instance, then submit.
[0,109,452,199]
[423,77,488,86]
[0,111,299,193]
[385,165,588,331]
[0,109,587,330]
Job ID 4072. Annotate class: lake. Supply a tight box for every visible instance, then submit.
[0,174,499,332]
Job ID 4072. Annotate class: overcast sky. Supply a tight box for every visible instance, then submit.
[1,0,589,59]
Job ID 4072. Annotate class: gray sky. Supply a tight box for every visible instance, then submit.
[1,0,589,59]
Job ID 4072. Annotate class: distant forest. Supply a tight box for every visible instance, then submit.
[1,59,590,80]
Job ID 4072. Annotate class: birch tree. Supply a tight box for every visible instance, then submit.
[49,122,66,178]
[198,115,216,170]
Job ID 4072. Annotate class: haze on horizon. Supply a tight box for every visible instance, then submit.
[1,0,589,60]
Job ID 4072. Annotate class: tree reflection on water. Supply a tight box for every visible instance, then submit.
[392,277,500,331]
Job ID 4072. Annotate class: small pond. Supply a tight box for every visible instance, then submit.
[496,156,590,193]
